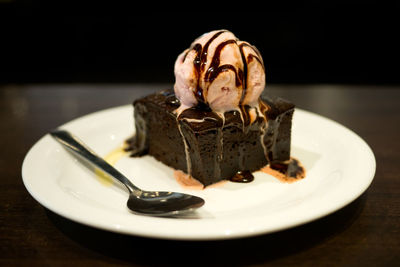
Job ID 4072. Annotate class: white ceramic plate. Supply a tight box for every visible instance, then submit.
[22,105,375,240]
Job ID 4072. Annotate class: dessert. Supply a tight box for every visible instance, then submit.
[128,30,301,187]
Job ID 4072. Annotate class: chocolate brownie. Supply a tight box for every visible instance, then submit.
[129,89,294,186]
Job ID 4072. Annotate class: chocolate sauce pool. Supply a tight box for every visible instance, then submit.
[261,157,306,183]
[230,170,254,183]
[270,158,305,178]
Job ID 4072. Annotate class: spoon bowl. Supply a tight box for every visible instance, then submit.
[128,191,204,216]
[50,130,205,217]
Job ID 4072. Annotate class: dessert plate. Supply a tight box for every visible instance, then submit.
[22,105,375,240]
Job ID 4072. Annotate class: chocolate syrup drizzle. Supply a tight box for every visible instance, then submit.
[183,30,264,107]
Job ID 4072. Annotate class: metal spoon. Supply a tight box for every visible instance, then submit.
[50,130,205,217]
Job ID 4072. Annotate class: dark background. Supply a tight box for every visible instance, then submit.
[1,2,399,85]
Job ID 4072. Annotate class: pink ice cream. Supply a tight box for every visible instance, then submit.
[174,30,265,113]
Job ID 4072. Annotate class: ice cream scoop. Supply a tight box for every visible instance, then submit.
[174,30,265,113]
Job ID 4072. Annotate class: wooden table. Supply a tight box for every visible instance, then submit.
[1,84,399,266]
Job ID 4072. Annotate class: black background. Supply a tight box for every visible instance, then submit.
[1,2,399,84]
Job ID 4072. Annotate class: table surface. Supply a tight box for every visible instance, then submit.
[1,84,399,266]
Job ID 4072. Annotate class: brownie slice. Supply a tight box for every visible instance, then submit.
[130,89,294,186]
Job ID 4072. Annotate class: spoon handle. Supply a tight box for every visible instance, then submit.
[50,129,141,194]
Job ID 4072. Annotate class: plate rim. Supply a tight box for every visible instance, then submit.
[21,105,376,240]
